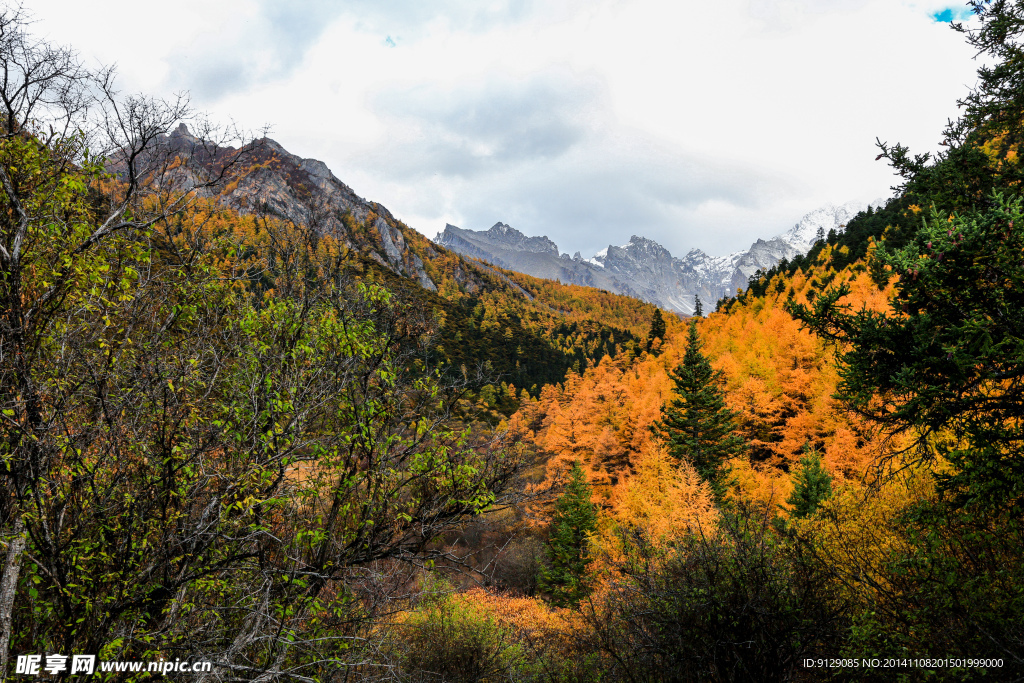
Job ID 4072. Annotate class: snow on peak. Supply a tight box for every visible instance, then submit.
[587,246,609,267]
[777,199,887,250]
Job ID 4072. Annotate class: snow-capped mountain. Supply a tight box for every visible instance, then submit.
[778,200,883,252]
[434,200,885,316]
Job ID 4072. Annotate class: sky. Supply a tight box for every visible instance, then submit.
[28,0,982,258]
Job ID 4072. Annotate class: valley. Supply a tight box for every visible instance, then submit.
[1,4,1022,682]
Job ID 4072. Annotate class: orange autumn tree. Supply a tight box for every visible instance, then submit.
[700,252,895,507]
[512,241,898,525]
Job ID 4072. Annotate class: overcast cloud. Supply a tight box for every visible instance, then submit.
[30,0,982,257]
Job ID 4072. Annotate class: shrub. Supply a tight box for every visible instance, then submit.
[590,506,848,682]
[400,592,525,682]
[831,501,1024,680]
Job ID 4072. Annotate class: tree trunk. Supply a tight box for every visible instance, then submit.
[0,516,27,682]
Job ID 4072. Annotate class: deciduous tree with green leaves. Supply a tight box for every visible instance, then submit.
[0,13,526,679]
[0,8,243,669]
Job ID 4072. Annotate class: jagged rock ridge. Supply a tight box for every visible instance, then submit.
[157,126,443,292]
[152,127,881,317]
[434,200,884,316]
[435,222,642,298]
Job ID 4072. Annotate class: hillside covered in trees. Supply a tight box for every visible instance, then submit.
[2,2,1024,682]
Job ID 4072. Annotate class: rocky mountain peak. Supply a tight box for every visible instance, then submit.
[623,235,671,260]
[152,132,442,293]
[476,222,560,255]
[488,222,517,235]
[433,198,884,317]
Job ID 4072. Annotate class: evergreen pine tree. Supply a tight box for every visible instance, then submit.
[786,447,833,518]
[654,321,745,502]
[694,295,704,317]
[539,462,598,607]
[646,308,667,353]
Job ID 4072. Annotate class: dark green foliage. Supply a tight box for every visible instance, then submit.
[788,194,1024,511]
[590,510,849,683]
[539,462,598,607]
[952,1,1024,135]
[357,258,639,406]
[436,302,638,403]
[646,308,666,353]
[654,321,744,502]
[877,1,1024,217]
[786,448,833,518]
[868,1,1024,241]
[693,295,703,317]
[436,294,577,392]
[826,502,1024,680]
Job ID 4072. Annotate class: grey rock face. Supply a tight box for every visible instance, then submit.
[164,134,440,293]
[434,199,885,316]
[411,254,438,292]
[434,223,636,296]
[484,222,560,255]
[588,237,726,316]
[375,218,406,272]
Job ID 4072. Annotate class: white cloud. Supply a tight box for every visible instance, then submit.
[27,0,982,256]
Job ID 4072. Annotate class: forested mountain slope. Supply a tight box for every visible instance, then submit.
[510,237,894,512]
[146,125,662,401]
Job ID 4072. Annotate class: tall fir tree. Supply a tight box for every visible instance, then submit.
[646,308,667,353]
[539,462,598,607]
[786,446,833,518]
[693,295,703,317]
[654,321,745,502]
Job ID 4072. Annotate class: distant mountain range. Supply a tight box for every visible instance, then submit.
[160,125,883,319]
[434,200,883,316]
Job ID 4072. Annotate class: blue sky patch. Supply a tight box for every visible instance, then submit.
[932,7,972,22]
